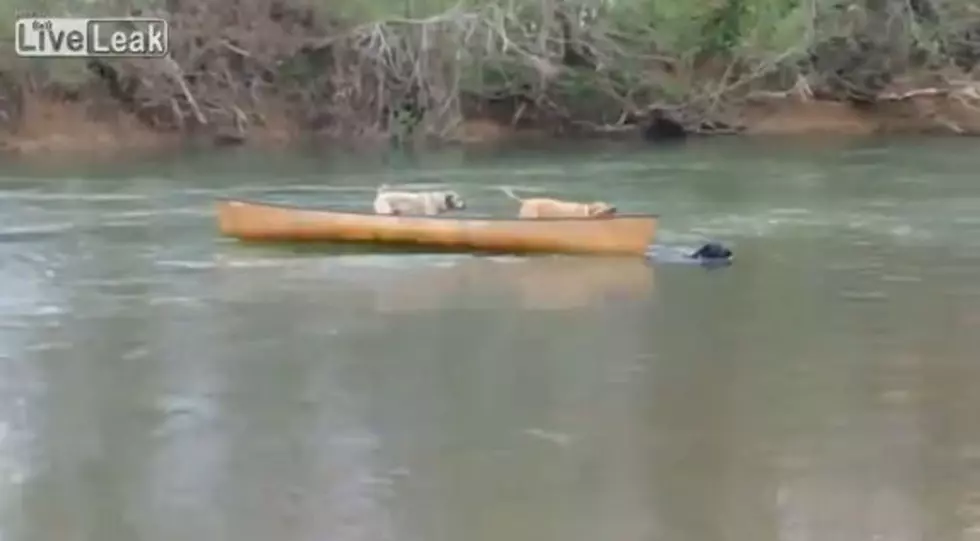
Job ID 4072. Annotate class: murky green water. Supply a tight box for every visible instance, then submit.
[2,137,980,541]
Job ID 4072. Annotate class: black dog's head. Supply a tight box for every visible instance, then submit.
[691,242,733,261]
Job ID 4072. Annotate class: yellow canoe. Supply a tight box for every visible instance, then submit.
[215,199,658,256]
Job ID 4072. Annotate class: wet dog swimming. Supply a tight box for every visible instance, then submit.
[373,184,466,216]
[690,242,733,263]
[499,187,617,218]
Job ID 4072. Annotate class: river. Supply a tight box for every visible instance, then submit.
[1,137,979,541]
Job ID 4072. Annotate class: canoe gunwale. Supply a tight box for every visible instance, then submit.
[216,197,659,223]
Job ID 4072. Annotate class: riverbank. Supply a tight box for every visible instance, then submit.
[3,0,979,157]
[3,85,979,158]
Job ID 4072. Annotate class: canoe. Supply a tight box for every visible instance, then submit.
[215,199,658,256]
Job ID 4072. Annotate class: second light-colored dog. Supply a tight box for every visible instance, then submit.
[500,187,617,218]
[373,185,466,216]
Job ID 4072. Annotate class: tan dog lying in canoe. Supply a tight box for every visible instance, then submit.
[373,184,466,216]
[500,187,617,219]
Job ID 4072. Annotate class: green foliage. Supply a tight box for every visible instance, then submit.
[738,0,808,56]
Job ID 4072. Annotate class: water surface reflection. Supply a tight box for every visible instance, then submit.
[1,140,980,541]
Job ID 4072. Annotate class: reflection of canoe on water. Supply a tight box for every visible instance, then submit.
[375,256,656,312]
[216,199,658,257]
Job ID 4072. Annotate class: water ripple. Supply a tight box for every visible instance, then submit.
[0,192,150,202]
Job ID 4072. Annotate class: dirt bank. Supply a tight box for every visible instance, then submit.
[0,94,306,158]
[0,95,175,157]
[3,88,980,157]
[738,86,980,136]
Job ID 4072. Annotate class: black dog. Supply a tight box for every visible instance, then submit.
[690,242,733,262]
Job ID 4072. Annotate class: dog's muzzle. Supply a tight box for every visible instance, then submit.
[447,195,465,210]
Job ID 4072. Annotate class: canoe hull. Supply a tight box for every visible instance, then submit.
[216,200,658,256]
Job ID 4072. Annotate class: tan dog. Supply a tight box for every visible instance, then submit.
[500,187,616,219]
[373,184,466,216]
